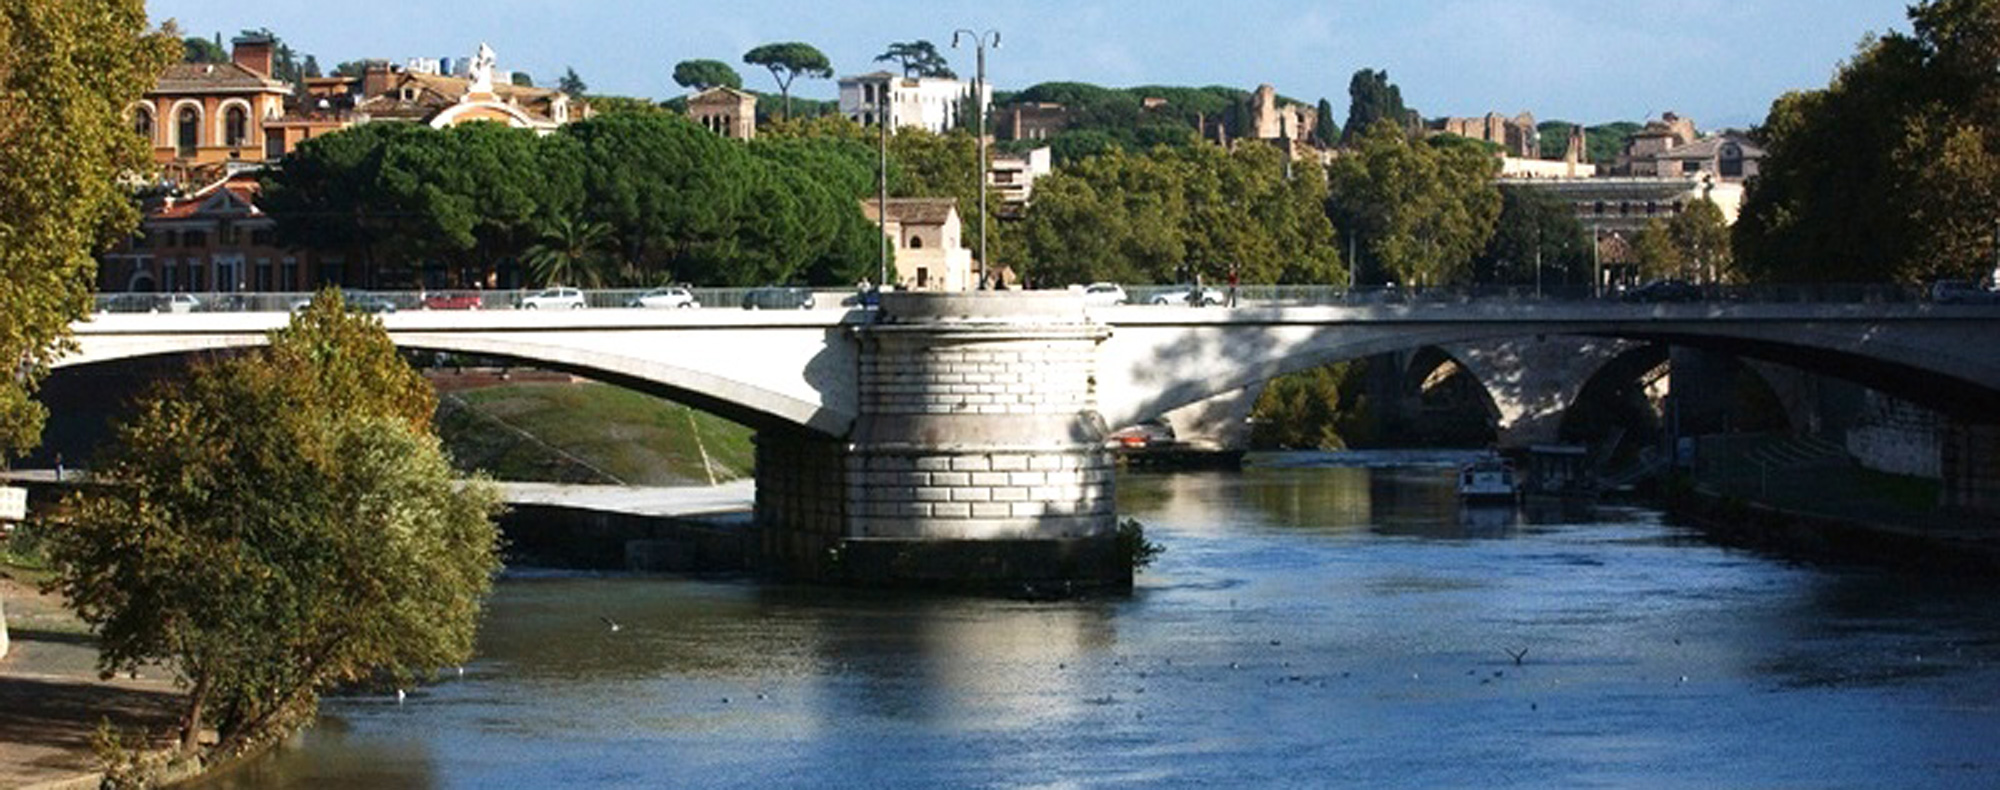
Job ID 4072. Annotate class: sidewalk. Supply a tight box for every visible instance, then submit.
[0,575,182,790]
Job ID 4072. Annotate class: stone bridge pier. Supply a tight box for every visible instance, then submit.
[758,292,1128,590]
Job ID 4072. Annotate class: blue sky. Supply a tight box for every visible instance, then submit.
[150,0,1909,129]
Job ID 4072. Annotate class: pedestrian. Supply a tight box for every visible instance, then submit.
[1227,266,1240,308]
[54,452,63,483]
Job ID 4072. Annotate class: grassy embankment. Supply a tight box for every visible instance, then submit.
[434,381,755,486]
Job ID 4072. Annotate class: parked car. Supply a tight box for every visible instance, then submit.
[1620,279,1702,303]
[1151,286,1227,307]
[343,290,399,313]
[157,293,201,313]
[98,293,161,313]
[741,287,815,310]
[516,287,587,310]
[628,286,699,309]
[421,291,485,310]
[1105,418,1176,449]
[1077,282,1128,306]
[1930,279,2000,304]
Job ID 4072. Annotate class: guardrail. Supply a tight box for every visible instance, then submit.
[88,283,1950,315]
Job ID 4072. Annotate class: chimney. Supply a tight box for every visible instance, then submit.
[362,60,395,100]
[231,34,274,78]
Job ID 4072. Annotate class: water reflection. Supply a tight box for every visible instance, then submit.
[204,454,2000,789]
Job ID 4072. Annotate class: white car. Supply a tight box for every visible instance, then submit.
[628,286,699,309]
[159,293,201,313]
[1078,282,1128,306]
[517,287,587,310]
[1151,287,1227,307]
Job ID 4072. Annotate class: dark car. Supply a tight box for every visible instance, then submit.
[1620,279,1702,303]
[742,287,815,310]
[1930,280,2000,304]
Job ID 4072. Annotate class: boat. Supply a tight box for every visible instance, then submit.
[1457,456,1521,502]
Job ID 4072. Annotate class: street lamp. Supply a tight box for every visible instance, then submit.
[873,74,891,289]
[952,28,998,289]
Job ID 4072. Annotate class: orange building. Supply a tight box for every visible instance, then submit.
[130,34,291,172]
[98,172,333,294]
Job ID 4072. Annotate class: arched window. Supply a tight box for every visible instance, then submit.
[908,235,924,249]
[132,106,154,142]
[177,106,200,157]
[225,106,248,147]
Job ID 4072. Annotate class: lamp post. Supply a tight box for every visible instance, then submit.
[952,28,998,289]
[875,74,891,289]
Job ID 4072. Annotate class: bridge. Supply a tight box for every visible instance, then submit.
[58,291,2000,588]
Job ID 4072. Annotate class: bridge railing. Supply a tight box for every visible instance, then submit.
[88,283,1941,315]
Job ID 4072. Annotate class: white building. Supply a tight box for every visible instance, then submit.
[838,71,991,134]
[989,146,1052,210]
[861,197,975,292]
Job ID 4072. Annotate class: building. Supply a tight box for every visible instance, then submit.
[999,102,1071,141]
[861,198,975,291]
[1648,134,1765,180]
[687,86,758,139]
[1243,84,1320,160]
[98,172,328,294]
[346,44,578,134]
[988,147,1052,215]
[838,72,990,134]
[1614,113,1699,175]
[131,34,292,170]
[1429,112,1538,158]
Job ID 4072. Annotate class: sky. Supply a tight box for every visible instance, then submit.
[148,0,1911,130]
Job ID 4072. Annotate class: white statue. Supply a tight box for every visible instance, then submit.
[468,42,497,94]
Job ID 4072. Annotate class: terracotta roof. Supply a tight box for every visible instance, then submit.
[861,197,959,226]
[688,86,758,104]
[154,62,289,94]
[153,173,263,221]
[354,70,572,125]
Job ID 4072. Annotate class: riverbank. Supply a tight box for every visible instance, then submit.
[0,572,184,789]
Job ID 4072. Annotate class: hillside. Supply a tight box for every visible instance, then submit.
[434,380,755,486]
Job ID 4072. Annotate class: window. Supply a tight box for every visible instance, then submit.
[225,106,248,147]
[908,235,924,249]
[220,223,239,245]
[183,230,207,248]
[251,229,274,246]
[133,107,154,142]
[177,106,200,156]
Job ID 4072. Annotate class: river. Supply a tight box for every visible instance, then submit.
[202,451,2000,788]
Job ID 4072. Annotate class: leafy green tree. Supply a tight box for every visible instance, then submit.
[333,59,368,78]
[673,59,743,91]
[524,216,613,287]
[1632,218,1683,281]
[1249,361,1371,450]
[1327,121,1501,285]
[876,40,954,79]
[587,95,667,116]
[743,42,833,120]
[45,292,502,756]
[511,72,534,87]
[1313,98,1337,148]
[1342,68,1414,144]
[557,66,588,96]
[1668,197,1734,282]
[0,1,175,459]
[1477,185,1590,286]
[1736,0,2000,283]
[182,33,225,63]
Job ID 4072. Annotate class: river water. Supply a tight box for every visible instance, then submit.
[203,452,2000,788]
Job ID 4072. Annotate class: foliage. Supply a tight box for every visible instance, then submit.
[742,41,833,120]
[45,293,502,756]
[0,0,176,461]
[511,72,534,88]
[1115,518,1164,572]
[1476,185,1591,286]
[524,216,613,287]
[1631,218,1683,281]
[1250,362,1369,449]
[673,59,743,91]
[556,66,587,97]
[1342,69,1416,144]
[1327,121,1502,285]
[876,40,954,79]
[587,95,667,116]
[1536,120,1641,164]
[1736,0,2000,284]
[1634,198,1733,282]
[1314,98,1337,148]
[182,33,224,63]
[1019,143,1342,286]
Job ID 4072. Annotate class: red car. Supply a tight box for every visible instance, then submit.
[421,291,485,310]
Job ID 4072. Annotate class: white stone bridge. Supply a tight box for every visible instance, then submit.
[58,293,2000,587]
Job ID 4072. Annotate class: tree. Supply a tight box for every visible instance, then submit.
[1327,121,1502,286]
[876,40,954,79]
[1477,185,1589,287]
[0,1,175,460]
[333,59,369,78]
[1668,197,1734,283]
[558,66,588,97]
[182,33,225,63]
[524,216,613,287]
[1736,0,2000,284]
[743,42,833,120]
[673,59,743,91]
[1632,218,1684,281]
[1342,69,1414,144]
[45,292,502,756]
[1313,98,1337,148]
[511,72,535,88]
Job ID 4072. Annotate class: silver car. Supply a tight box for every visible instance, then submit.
[628,286,699,309]
[517,287,587,310]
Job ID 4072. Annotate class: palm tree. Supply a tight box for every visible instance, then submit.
[523,216,613,288]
